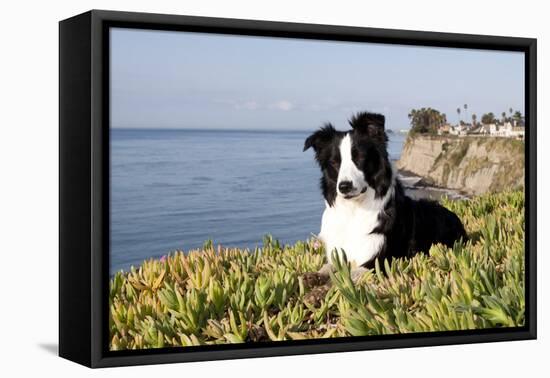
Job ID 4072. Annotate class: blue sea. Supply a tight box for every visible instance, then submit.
[110,129,407,273]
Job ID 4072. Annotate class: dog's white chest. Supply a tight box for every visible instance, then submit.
[318,200,385,266]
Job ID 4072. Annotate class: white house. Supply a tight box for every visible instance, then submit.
[489,122,525,138]
[450,124,468,136]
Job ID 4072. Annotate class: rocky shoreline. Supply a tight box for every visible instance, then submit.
[397,170,467,201]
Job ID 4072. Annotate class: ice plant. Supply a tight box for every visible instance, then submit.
[110,190,525,350]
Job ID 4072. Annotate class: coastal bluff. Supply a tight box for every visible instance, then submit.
[396,135,524,195]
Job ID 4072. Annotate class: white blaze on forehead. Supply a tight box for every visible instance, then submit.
[337,133,366,191]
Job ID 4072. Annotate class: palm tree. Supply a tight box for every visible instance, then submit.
[481,112,495,125]
[509,107,513,116]
[456,107,461,124]
[408,107,446,134]
[464,104,469,124]
[408,109,417,124]
[513,111,523,125]
[501,111,507,123]
[472,114,477,127]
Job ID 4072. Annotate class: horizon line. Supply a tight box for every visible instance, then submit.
[110,126,408,132]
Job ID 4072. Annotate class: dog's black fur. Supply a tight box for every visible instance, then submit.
[304,111,467,268]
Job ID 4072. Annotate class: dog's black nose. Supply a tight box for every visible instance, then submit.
[338,181,353,194]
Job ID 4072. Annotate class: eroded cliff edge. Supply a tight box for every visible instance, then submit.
[396,135,524,195]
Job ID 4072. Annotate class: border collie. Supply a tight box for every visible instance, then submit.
[304,112,467,272]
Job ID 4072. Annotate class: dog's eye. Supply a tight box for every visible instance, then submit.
[329,159,340,168]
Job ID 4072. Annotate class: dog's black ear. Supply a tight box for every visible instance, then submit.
[303,123,337,152]
[349,112,387,141]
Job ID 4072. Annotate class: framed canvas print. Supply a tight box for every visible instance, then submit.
[59,10,537,368]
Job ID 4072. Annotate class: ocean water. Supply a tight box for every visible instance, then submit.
[110,129,407,273]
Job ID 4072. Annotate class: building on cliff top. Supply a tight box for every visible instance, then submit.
[442,120,524,139]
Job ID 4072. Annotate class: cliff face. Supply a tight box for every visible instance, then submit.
[396,135,524,195]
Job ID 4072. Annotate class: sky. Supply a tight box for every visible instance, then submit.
[110,27,525,131]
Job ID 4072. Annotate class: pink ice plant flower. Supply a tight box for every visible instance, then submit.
[311,238,322,249]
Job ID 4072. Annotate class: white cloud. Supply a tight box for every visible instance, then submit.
[216,99,296,112]
[269,100,294,111]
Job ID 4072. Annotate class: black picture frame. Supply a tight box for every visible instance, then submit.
[59,9,537,368]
